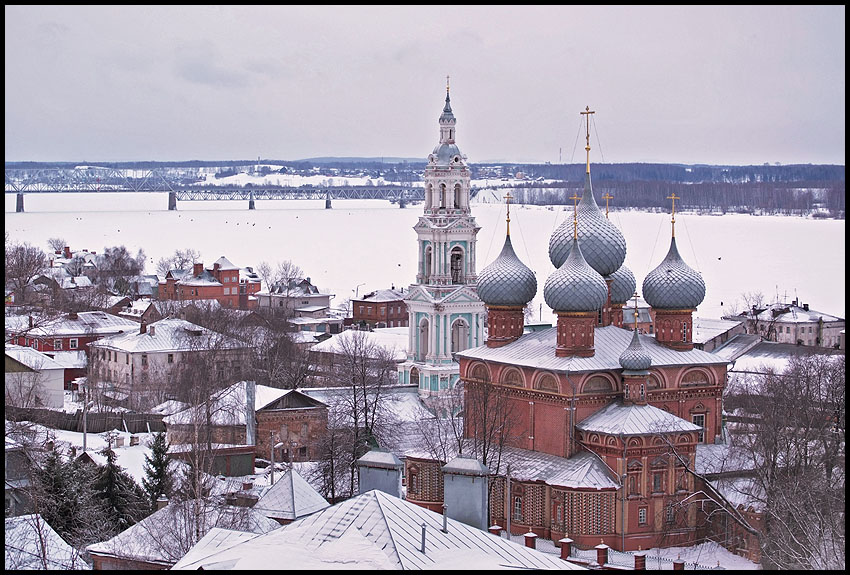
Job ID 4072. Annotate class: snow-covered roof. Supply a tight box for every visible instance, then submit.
[5,514,89,570]
[43,350,88,369]
[457,325,729,373]
[576,401,702,437]
[164,381,290,427]
[752,303,843,323]
[179,270,222,287]
[309,327,408,362]
[90,318,248,354]
[150,399,190,416]
[294,304,328,313]
[356,288,406,303]
[357,449,403,470]
[709,477,765,512]
[86,499,280,566]
[694,442,760,476]
[252,467,331,522]
[6,311,139,338]
[711,334,762,362]
[691,317,743,344]
[213,256,239,270]
[171,490,584,570]
[301,384,422,424]
[60,275,93,289]
[5,344,65,371]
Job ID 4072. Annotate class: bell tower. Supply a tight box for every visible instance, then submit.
[400,78,486,398]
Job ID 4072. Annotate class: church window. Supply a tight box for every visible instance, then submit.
[666,503,675,524]
[454,183,462,209]
[534,373,559,393]
[638,507,647,525]
[502,368,523,387]
[682,321,688,342]
[640,383,645,401]
[652,472,664,493]
[513,496,522,522]
[583,376,613,394]
[470,363,489,382]
[692,413,705,443]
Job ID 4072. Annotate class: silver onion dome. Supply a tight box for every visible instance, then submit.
[544,237,608,312]
[619,328,652,372]
[548,175,627,276]
[642,236,706,309]
[477,235,537,307]
[608,264,636,304]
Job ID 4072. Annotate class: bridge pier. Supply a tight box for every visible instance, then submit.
[168,192,177,211]
[325,193,332,209]
[16,193,25,213]
[249,190,255,210]
[398,197,406,209]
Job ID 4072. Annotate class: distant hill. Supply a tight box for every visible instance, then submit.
[295,156,425,164]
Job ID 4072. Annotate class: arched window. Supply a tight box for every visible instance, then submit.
[534,373,559,393]
[440,183,447,208]
[583,376,614,394]
[418,318,430,361]
[410,367,420,388]
[681,321,688,342]
[425,183,433,209]
[502,368,524,387]
[424,246,432,283]
[454,183,462,209]
[513,495,523,522]
[450,247,464,284]
[469,363,490,382]
[451,318,469,353]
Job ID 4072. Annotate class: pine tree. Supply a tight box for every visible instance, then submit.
[92,446,149,534]
[142,432,174,509]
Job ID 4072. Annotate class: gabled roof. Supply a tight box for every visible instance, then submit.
[86,499,280,566]
[5,344,65,371]
[6,311,139,338]
[170,490,584,570]
[576,400,701,437]
[252,467,331,522]
[308,327,408,362]
[5,514,88,570]
[90,318,248,354]
[213,256,239,270]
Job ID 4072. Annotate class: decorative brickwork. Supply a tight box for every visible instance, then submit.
[555,311,597,357]
[653,308,695,351]
[486,305,526,347]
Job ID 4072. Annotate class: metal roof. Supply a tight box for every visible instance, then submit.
[171,489,584,570]
[477,234,537,307]
[576,401,701,436]
[253,468,331,521]
[5,345,65,371]
[642,236,706,310]
[456,324,729,373]
[90,318,249,354]
[6,311,139,338]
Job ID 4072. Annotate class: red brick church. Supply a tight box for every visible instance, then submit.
[402,104,729,553]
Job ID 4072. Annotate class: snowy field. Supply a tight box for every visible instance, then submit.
[5,191,845,326]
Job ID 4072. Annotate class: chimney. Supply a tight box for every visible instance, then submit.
[193,262,203,276]
[634,552,647,570]
[595,543,609,567]
[242,479,254,491]
[214,262,220,272]
[559,537,573,561]
[156,495,168,511]
[28,315,33,328]
[442,456,490,531]
[68,311,78,320]
[149,325,155,337]
[488,525,502,536]
[673,556,685,570]
[524,532,537,549]
[140,321,147,334]
[803,303,809,311]
[64,246,71,258]
[245,381,256,446]
[356,449,403,497]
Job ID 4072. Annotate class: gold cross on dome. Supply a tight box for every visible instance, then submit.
[632,292,640,326]
[602,191,613,218]
[580,106,595,174]
[446,75,450,94]
[569,192,580,239]
[504,191,513,235]
[667,193,681,237]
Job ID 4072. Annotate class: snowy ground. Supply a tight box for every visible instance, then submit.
[5,193,844,327]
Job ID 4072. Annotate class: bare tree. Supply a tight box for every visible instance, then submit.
[95,245,146,295]
[5,356,50,408]
[155,248,202,277]
[46,237,67,254]
[463,371,521,475]
[6,241,47,304]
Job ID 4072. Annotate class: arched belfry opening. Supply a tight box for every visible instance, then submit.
[451,318,470,354]
[454,183,462,210]
[418,318,430,361]
[440,183,447,209]
[424,245,433,283]
[450,246,464,284]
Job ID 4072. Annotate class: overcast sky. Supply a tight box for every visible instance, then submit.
[4,5,845,165]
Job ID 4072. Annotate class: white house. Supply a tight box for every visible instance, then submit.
[5,344,65,408]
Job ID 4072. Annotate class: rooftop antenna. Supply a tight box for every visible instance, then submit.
[580,106,595,175]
